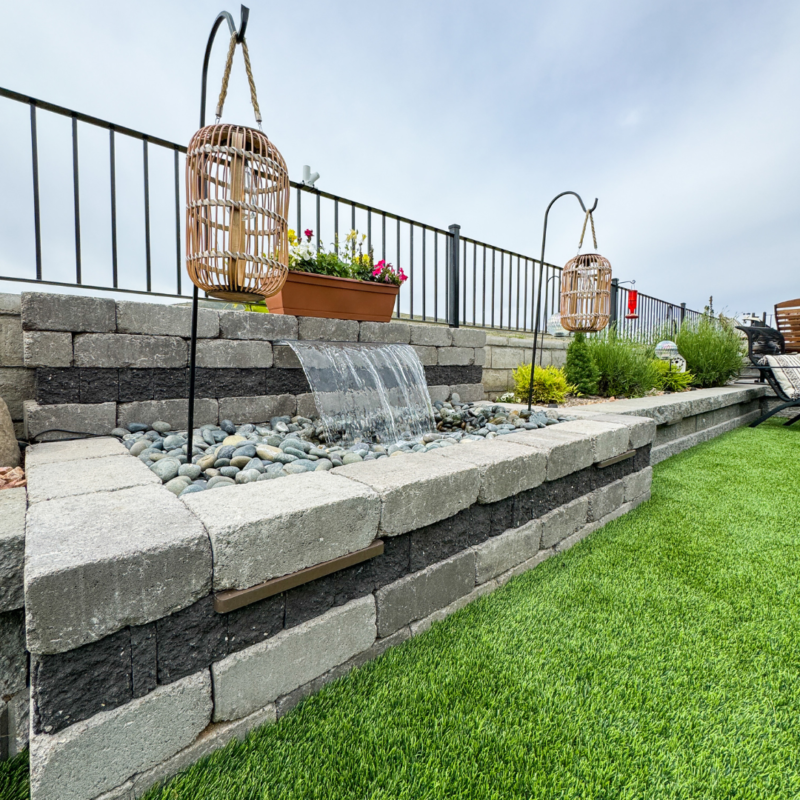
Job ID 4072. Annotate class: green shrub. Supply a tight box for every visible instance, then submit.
[512,364,575,404]
[654,360,694,392]
[675,318,744,388]
[587,328,660,397]
[564,333,600,396]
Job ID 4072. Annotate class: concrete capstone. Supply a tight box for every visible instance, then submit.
[298,317,359,341]
[218,310,298,341]
[196,339,273,369]
[409,325,451,347]
[74,334,187,369]
[503,427,594,481]
[359,321,411,344]
[116,302,219,339]
[21,292,116,333]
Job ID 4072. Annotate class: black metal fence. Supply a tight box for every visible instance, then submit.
[0,85,704,334]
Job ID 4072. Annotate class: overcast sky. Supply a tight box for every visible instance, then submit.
[1,0,798,321]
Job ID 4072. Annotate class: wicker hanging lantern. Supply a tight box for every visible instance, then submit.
[186,34,289,303]
[559,211,612,332]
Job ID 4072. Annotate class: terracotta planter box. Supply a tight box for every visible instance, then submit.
[267,270,400,322]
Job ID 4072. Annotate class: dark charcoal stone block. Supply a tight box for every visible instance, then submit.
[488,496,516,536]
[634,444,652,470]
[284,577,338,629]
[215,368,265,398]
[468,503,493,543]
[590,446,648,491]
[35,368,80,405]
[195,368,217,398]
[372,534,411,588]
[265,368,310,395]
[32,628,131,735]
[79,369,119,404]
[130,623,157,698]
[118,369,154,402]
[226,593,285,654]
[153,369,188,400]
[156,595,228,685]
[424,365,482,386]
[410,510,474,571]
[530,468,593,518]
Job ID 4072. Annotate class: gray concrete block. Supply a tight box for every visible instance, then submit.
[218,310,298,341]
[25,436,127,469]
[336,453,480,536]
[272,344,302,368]
[409,324,451,347]
[450,328,486,348]
[623,467,652,502]
[472,347,486,367]
[564,410,656,450]
[427,385,450,403]
[495,548,553,588]
[117,398,218,430]
[116,301,219,338]
[431,440,546,503]
[0,367,36,421]
[0,293,21,316]
[654,416,697,445]
[0,316,23,366]
[5,688,29,759]
[23,331,73,367]
[504,427,594,481]
[25,485,212,654]
[411,345,437,366]
[587,480,625,522]
[0,488,26,612]
[409,579,497,637]
[24,400,117,441]
[540,496,589,549]
[296,392,318,418]
[437,347,474,366]
[218,394,296,424]
[26,453,160,505]
[74,334,187,368]
[491,346,527,370]
[556,419,631,462]
[298,317,359,342]
[375,549,476,637]
[359,321,411,344]
[0,609,26,698]
[29,670,212,800]
[474,519,542,584]
[196,339,273,368]
[449,383,484,403]
[212,595,376,721]
[22,292,116,333]
[131,703,276,797]
[481,368,512,393]
[485,334,509,347]
[184,471,379,590]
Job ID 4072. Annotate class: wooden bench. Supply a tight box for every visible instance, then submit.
[775,298,800,354]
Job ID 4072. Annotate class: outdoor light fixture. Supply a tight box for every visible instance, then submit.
[655,340,686,371]
[547,312,568,337]
[302,165,320,187]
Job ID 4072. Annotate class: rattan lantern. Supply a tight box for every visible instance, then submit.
[559,211,612,332]
[186,35,289,303]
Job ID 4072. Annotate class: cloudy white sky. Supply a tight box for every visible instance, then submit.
[1,0,798,322]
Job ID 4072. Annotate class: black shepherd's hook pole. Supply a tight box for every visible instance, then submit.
[187,5,249,440]
[526,191,598,412]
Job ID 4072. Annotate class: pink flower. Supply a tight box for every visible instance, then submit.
[304,229,313,240]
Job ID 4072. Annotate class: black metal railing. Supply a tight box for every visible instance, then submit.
[0,85,704,333]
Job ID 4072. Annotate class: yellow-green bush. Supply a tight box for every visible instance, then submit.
[512,364,575,404]
[654,360,694,392]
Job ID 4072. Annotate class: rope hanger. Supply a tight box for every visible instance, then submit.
[215,32,263,128]
[578,209,598,251]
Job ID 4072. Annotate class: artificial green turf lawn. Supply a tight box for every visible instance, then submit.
[3,419,799,800]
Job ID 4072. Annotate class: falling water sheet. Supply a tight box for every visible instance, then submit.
[285,340,435,447]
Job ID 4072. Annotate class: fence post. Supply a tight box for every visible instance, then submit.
[609,278,618,328]
[448,223,460,328]
[680,302,686,325]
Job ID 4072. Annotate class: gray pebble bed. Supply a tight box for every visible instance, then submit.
[115,395,575,497]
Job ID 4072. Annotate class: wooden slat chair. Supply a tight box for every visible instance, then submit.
[775,298,800,354]
[736,324,800,427]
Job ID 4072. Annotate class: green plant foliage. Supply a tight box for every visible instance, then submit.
[0,749,28,800]
[654,360,695,392]
[512,363,575,404]
[675,317,744,388]
[564,332,600,396]
[587,327,661,397]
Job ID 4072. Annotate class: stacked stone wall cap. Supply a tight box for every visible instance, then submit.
[26,453,160,505]
[25,437,127,469]
[74,334,187,369]
[182,471,381,591]
[409,324,452,347]
[0,292,21,315]
[21,292,116,333]
[0,487,26,612]
[554,418,631,463]
[359,321,411,344]
[218,310,298,341]
[297,317,359,342]
[0,396,20,467]
[450,328,486,348]
[502,426,594,480]
[212,595,376,722]
[335,453,480,536]
[196,339,273,369]
[560,409,656,450]
[29,670,212,800]
[25,484,212,654]
[116,301,219,339]
[431,439,546,503]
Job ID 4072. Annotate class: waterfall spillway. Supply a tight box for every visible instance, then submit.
[286,340,435,446]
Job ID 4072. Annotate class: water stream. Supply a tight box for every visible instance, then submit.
[286,340,435,446]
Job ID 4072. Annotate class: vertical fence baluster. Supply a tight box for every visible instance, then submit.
[381,213,386,263]
[499,251,504,329]
[143,137,151,292]
[367,209,372,256]
[173,147,181,294]
[462,237,467,325]
[109,129,118,288]
[29,103,42,280]
[434,233,439,323]
[315,192,320,252]
[72,115,82,284]
[523,259,528,332]
[334,199,339,253]
[472,242,477,327]
[491,249,496,329]
[409,224,414,319]
[422,227,426,321]
[396,217,401,318]
[482,247,487,328]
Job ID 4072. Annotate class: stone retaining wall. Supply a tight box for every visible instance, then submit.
[0,292,487,442]
[481,333,569,400]
[12,413,654,798]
